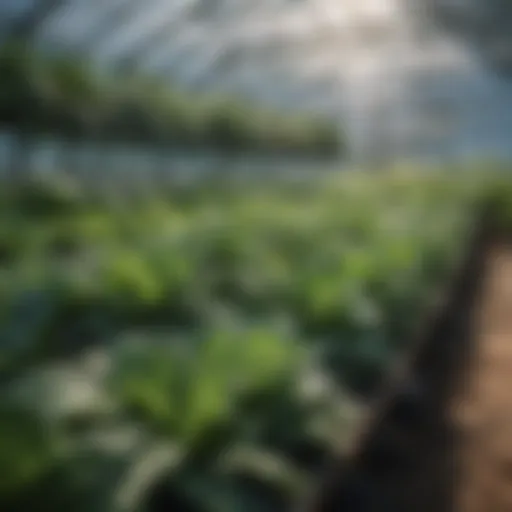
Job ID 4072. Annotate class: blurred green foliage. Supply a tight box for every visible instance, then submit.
[0,169,505,511]
[0,43,341,156]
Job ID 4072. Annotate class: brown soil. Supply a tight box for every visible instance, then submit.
[306,214,512,512]
[454,243,512,512]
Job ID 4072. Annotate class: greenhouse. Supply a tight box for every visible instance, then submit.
[2,2,512,512]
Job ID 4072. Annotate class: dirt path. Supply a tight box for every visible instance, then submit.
[455,244,512,512]
[308,221,512,512]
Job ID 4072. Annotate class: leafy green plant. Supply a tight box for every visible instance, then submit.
[0,169,506,511]
[0,45,341,158]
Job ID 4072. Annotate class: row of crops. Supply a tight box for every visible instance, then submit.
[0,169,503,511]
[0,43,341,163]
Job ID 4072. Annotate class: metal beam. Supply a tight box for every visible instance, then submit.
[73,0,147,57]
[112,1,195,73]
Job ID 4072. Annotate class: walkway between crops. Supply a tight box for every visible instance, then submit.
[308,221,512,512]
[454,242,512,511]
